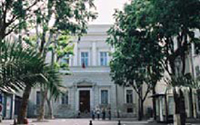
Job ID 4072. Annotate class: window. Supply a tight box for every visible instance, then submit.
[127,108,133,113]
[61,54,70,64]
[100,52,108,66]
[36,91,41,105]
[101,90,108,104]
[126,90,133,103]
[168,96,174,115]
[61,91,68,104]
[81,52,89,66]
[196,66,200,77]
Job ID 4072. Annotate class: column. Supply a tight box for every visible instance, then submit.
[69,55,72,67]
[73,42,78,66]
[11,95,15,119]
[110,47,115,62]
[92,42,97,66]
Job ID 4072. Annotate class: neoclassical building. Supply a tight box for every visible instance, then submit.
[28,25,150,118]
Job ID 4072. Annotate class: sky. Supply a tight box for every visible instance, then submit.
[89,0,130,24]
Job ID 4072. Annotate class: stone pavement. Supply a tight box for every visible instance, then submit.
[1,118,148,125]
[1,119,200,125]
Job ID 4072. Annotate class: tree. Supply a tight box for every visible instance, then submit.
[0,0,97,120]
[0,41,63,124]
[107,0,164,120]
[149,0,200,124]
[45,33,73,118]
[0,0,42,40]
[21,0,97,120]
[25,31,73,119]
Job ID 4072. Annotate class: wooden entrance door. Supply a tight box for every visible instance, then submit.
[79,90,90,113]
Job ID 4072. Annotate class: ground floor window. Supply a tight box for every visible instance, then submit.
[101,90,108,104]
[61,91,68,104]
[127,107,133,113]
[36,91,41,105]
[126,90,133,104]
[168,96,174,115]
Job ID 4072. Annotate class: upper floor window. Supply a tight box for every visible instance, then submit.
[61,91,68,105]
[36,91,41,105]
[126,90,133,104]
[81,52,89,67]
[100,52,108,66]
[101,90,108,104]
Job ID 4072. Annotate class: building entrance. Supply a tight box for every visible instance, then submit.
[79,90,90,113]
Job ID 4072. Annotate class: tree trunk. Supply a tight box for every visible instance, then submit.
[179,89,186,125]
[138,98,144,121]
[138,97,141,121]
[45,45,55,119]
[138,88,144,121]
[173,88,186,125]
[173,88,181,125]
[46,97,54,119]
[189,87,194,118]
[141,100,144,120]
[152,87,157,120]
[17,84,32,124]
[37,89,47,121]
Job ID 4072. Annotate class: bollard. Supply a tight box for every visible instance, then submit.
[89,120,93,125]
[118,120,121,125]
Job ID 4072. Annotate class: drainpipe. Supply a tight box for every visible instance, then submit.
[115,84,119,118]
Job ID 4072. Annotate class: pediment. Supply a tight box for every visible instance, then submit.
[75,78,95,86]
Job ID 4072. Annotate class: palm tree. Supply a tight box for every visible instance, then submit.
[0,41,63,124]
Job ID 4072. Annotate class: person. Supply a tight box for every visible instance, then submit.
[108,108,111,120]
[96,107,100,120]
[77,110,81,118]
[102,108,106,120]
[92,109,95,120]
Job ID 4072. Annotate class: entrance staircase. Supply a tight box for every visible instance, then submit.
[79,112,91,118]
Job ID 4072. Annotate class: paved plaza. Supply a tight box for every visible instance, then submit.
[2,119,200,125]
[0,119,152,125]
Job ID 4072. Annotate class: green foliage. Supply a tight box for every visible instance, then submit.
[55,34,74,59]
[149,0,200,90]
[165,73,195,88]
[35,0,97,37]
[151,0,200,36]
[0,0,40,39]
[107,0,164,101]
[0,41,46,91]
[107,1,165,120]
[0,41,63,98]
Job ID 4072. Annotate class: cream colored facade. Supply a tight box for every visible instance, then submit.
[28,25,153,118]
[27,25,200,120]
[154,30,200,122]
